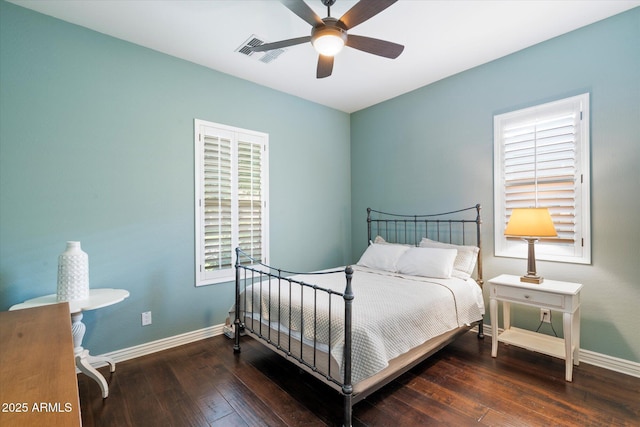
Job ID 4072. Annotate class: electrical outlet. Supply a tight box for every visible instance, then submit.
[540,308,551,323]
[141,311,152,326]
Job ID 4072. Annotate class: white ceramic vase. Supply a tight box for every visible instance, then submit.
[56,241,89,302]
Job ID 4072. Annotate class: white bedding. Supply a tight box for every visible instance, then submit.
[235,265,484,384]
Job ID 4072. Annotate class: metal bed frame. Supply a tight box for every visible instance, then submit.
[233,205,484,427]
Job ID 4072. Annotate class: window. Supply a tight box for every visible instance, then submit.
[494,93,591,264]
[194,119,269,286]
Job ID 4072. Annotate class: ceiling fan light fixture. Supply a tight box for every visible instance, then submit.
[311,25,347,56]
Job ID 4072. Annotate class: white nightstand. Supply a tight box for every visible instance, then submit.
[488,274,582,381]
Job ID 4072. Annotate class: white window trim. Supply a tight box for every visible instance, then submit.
[194,119,269,286]
[494,93,591,265]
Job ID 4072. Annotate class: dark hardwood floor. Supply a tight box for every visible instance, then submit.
[78,331,639,426]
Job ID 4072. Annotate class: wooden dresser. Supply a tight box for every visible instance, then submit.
[0,303,82,426]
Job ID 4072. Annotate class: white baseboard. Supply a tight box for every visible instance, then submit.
[477,324,640,378]
[578,348,640,378]
[95,323,225,366]
[92,323,639,379]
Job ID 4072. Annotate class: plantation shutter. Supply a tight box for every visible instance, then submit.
[237,137,263,262]
[494,94,590,264]
[195,120,269,286]
[502,110,578,243]
[203,131,233,272]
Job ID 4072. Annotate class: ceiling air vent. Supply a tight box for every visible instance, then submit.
[236,35,285,64]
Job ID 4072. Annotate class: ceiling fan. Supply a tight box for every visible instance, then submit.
[249,0,404,78]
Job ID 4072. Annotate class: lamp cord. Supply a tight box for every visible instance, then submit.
[535,311,558,337]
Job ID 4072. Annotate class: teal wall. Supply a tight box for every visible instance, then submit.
[0,1,351,355]
[351,8,640,362]
[1,1,638,365]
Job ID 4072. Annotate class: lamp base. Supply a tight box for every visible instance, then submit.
[521,275,544,284]
[521,237,544,284]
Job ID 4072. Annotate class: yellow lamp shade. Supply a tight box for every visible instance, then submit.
[504,208,557,238]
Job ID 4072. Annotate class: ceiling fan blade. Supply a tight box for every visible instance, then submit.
[280,0,324,27]
[346,34,404,59]
[317,54,334,79]
[249,36,311,52]
[339,0,397,30]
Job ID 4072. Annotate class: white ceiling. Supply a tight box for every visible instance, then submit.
[9,0,639,113]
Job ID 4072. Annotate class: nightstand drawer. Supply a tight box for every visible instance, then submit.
[495,285,565,308]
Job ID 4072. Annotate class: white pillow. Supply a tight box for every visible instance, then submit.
[396,247,458,279]
[357,243,409,272]
[419,238,479,280]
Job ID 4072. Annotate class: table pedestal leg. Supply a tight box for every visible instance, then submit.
[71,312,116,398]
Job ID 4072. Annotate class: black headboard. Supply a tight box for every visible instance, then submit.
[366,204,483,285]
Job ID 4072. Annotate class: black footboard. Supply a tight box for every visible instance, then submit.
[233,248,355,425]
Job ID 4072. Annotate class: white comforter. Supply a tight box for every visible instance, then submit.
[236,265,484,384]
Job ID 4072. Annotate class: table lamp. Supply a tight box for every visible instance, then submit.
[504,208,557,284]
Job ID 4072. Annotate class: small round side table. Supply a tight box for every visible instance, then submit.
[10,288,129,398]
